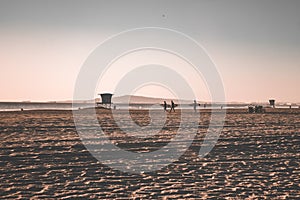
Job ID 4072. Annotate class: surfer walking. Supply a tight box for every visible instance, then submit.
[170,100,175,112]
[163,101,167,112]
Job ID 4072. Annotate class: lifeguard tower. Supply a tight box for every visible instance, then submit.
[269,99,275,108]
[97,93,113,109]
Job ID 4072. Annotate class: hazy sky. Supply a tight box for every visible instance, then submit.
[0,0,299,102]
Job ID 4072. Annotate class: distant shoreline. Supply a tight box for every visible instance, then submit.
[0,101,299,110]
[1,107,299,115]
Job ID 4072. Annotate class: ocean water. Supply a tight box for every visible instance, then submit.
[0,102,296,112]
[0,102,238,112]
[0,102,92,111]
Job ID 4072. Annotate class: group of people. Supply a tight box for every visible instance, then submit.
[163,100,201,112]
[163,100,176,112]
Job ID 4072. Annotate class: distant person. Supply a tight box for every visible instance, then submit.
[204,103,207,108]
[193,100,197,112]
[163,101,167,112]
[170,100,175,112]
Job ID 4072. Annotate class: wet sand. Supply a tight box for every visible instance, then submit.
[0,109,299,199]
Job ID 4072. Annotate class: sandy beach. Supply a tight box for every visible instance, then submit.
[0,108,299,199]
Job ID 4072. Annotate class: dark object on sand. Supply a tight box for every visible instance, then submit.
[248,105,264,113]
[255,105,264,113]
[269,99,275,108]
[248,106,254,113]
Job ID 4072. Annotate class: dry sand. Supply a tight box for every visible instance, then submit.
[0,108,299,199]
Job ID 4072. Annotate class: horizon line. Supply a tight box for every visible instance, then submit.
[0,94,299,105]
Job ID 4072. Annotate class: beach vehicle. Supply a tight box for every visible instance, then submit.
[248,105,265,113]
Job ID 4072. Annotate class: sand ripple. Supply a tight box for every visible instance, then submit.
[0,109,299,199]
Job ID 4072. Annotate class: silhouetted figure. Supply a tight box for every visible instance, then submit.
[163,101,167,112]
[20,108,24,111]
[170,100,175,112]
[193,100,197,112]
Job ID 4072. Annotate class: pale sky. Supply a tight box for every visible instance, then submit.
[0,0,299,103]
